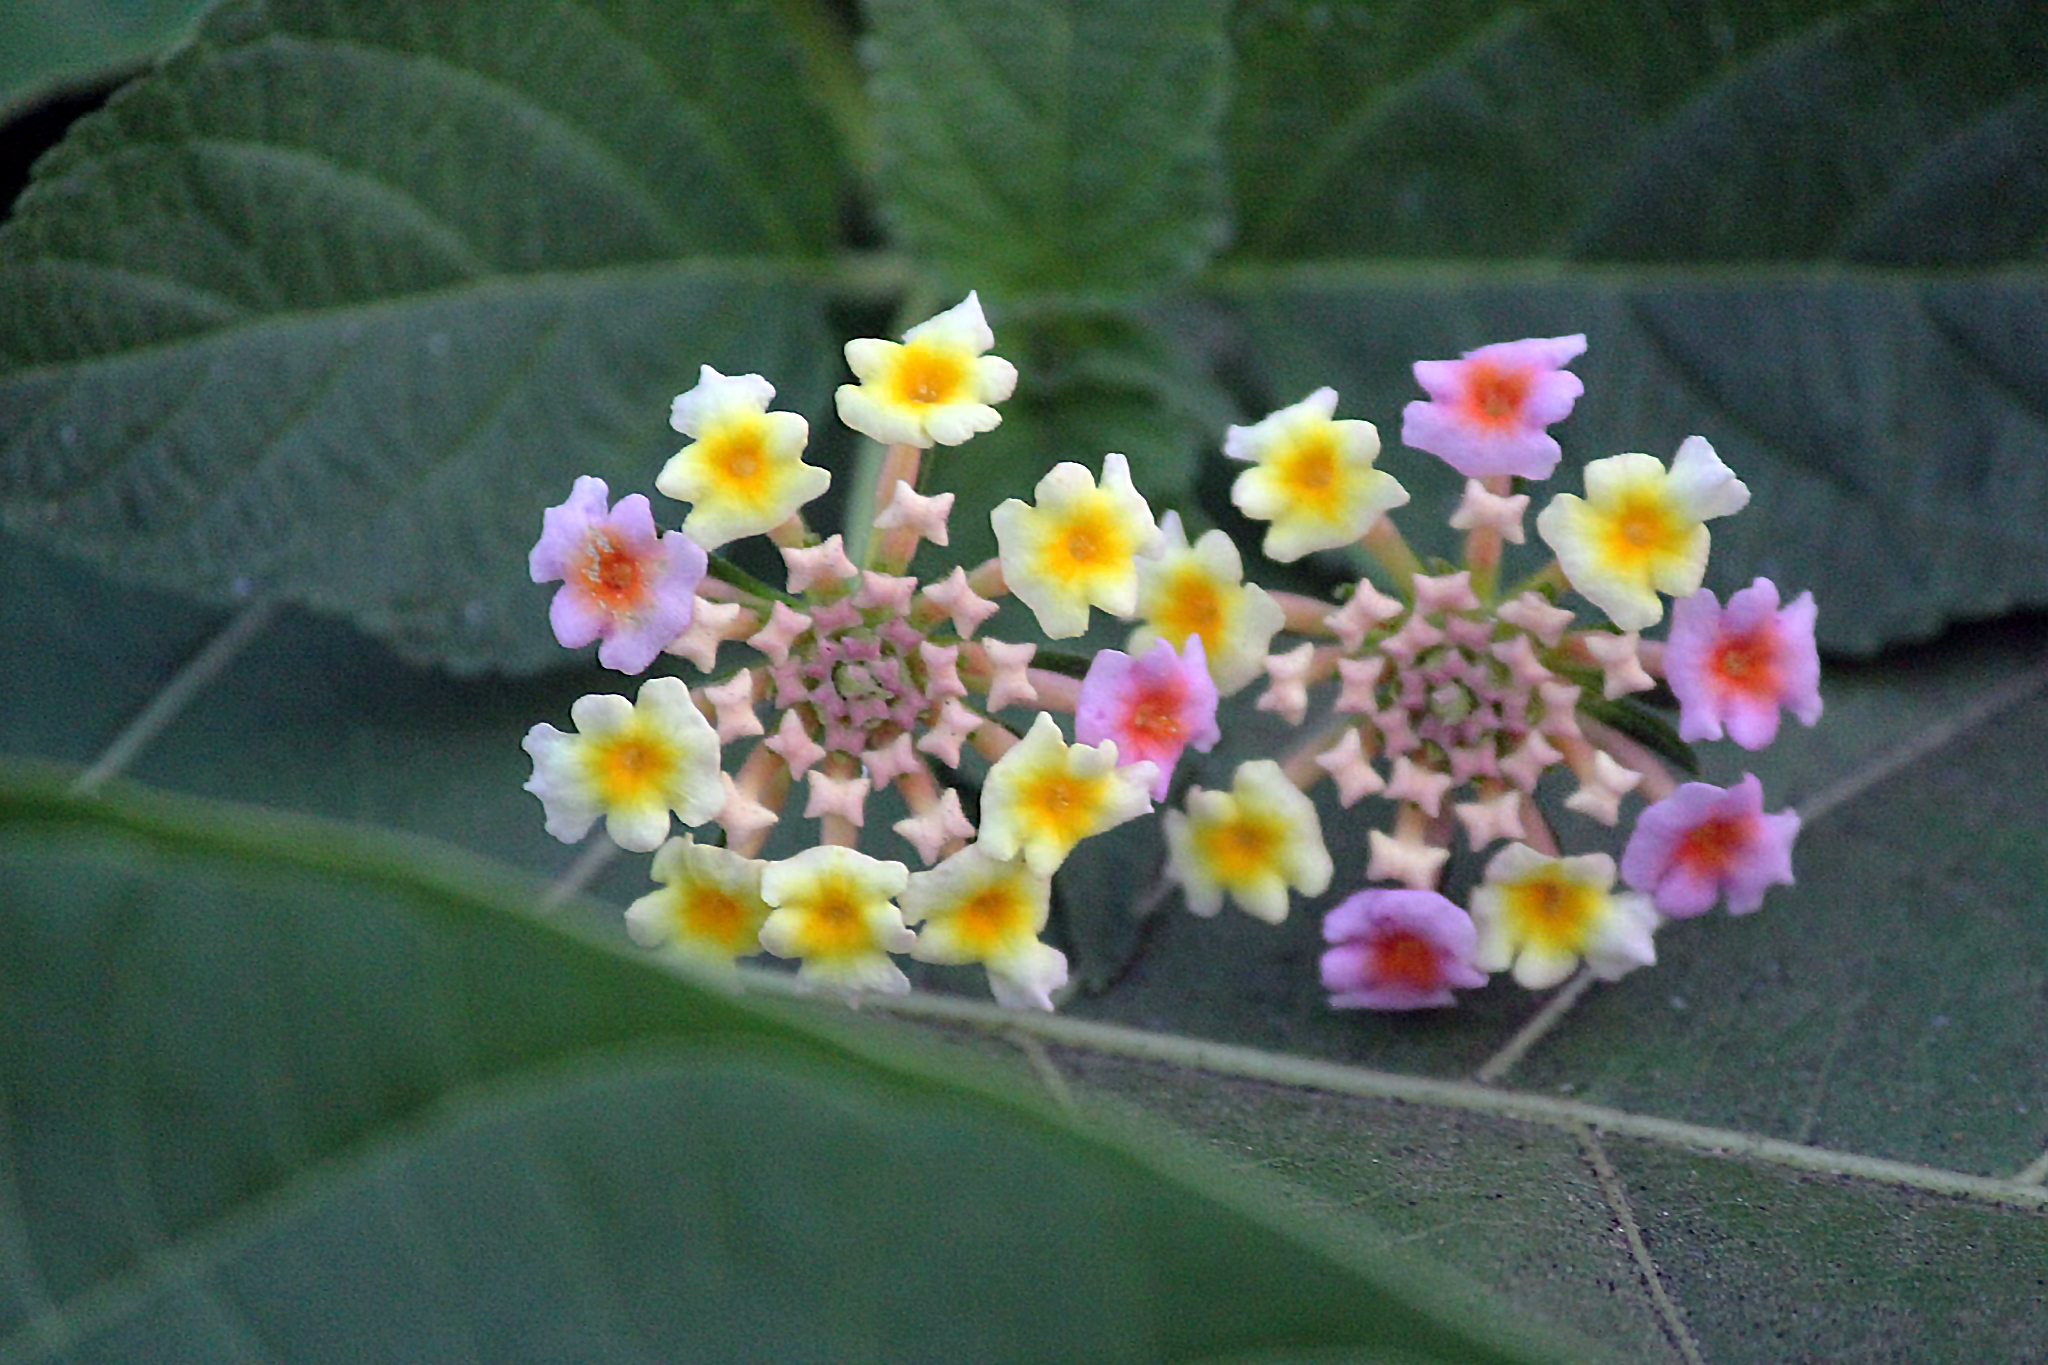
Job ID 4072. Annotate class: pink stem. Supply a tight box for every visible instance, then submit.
[870,442,923,573]
[1269,591,1337,637]
[1026,668,1081,711]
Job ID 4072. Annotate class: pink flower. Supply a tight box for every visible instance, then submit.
[1319,890,1488,1010]
[1075,638,1221,798]
[1400,334,1587,479]
[1664,578,1821,749]
[530,476,707,673]
[1621,774,1798,917]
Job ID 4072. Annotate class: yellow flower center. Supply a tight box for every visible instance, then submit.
[1597,488,1686,571]
[796,876,875,958]
[699,418,773,501]
[1198,811,1281,884]
[678,884,753,950]
[952,882,1028,956]
[1275,427,1346,515]
[1019,766,1108,846]
[1503,871,1600,952]
[888,341,970,408]
[588,729,675,805]
[1153,565,1226,650]
[1042,500,1130,583]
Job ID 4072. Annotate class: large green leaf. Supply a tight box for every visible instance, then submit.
[0,1,209,117]
[0,767,1566,1364]
[0,0,847,672]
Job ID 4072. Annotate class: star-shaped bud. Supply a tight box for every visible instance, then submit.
[1497,592,1574,647]
[873,483,954,548]
[1366,829,1451,889]
[746,601,812,665]
[1334,656,1385,715]
[701,670,764,742]
[664,597,745,672]
[1454,789,1526,847]
[770,659,809,708]
[1564,748,1641,826]
[1501,731,1564,792]
[1583,630,1657,699]
[1381,613,1446,663]
[1412,570,1480,615]
[780,535,857,594]
[804,769,871,827]
[893,787,977,864]
[1536,681,1583,739]
[861,733,920,786]
[1489,633,1553,689]
[918,641,968,700]
[765,708,826,778]
[854,570,917,614]
[1325,580,1404,650]
[1447,744,1499,784]
[1316,728,1384,806]
[1449,479,1530,542]
[1442,616,1495,651]
[716,771,779,846]
[981,639,1038,710]
[922,565,1000,638]
[1256,643,1316,724]
[916,699,985,768]
[1372,706,1418,755]
[811,600,861,634]
[1384,756,1455,817]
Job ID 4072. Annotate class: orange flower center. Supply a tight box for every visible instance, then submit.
[1370,932,1442,991]
[581,532,647,611]
[1125,682,1187,748]
[1675,814,1752,875]
[1461,362,1531,429]
[1710,629,1781,699]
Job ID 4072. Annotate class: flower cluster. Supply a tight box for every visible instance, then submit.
[1163,334,1819,1009]
[521,294,1217,1009]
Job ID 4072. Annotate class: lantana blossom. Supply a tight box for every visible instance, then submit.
[1076,637,1221,798]
[835,292,1018,448]
[902,845,1068,1010]
[1401,334,1587,480]
[522,676,723,852]
[992,452,1162,639]
[625,836,772,963]
[656,366,827,548]
[1536,436,1750,631]
[1469,845,1658,989]
[1165,759,1333,923]
[979,713,1157,875]
[757,846,916,997]
[1320,890,1489,1010]
[529,476,706,674]
[1664,578,1822,749]
[1128,512,1286,695]
[1226,387,1409,563]
[1621,774,1799,917]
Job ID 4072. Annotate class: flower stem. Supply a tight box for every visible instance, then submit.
[1360,516,1421,592]
[1466,475,1510,601]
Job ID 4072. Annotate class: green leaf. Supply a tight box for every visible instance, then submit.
[863,0,1230,296]
[0,767,1564,1364]
[1577,694,1698,776]
[0,0,208,117]
[1214,0,2048,654]
[0,0,849,672]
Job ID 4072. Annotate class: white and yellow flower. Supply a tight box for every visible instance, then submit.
[979,713,1157,875]
[625,836,771,964]
[757,845,916,997]
[522,676,722,852]
[903,845,1067,1010]
[1469,844,1658,990]
[1128,511,1286,695]
[1226,388,1409,563]
[657,366,827,549]
[1535,435,1750,631]
[1165,759,1333,923]
[991,452,1162,639]
[835,291,1018,447]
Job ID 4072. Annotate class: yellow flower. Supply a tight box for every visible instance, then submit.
[979,714,1157,875]
[1129,511,1286,695]
[522,677,723,852]
[991,452,1162,639]
[625,836,771,964]
[657,365,827,549]
[1226,388,1409,563]
[1165,759,1332,923]
[903,845,1067,1010]
[758,846,916,997]
[834,291,1018,447]
[1469,844,1658,989]
[1535,436,1749,631]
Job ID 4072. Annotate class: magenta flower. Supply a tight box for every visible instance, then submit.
[1400,334,1587,480]
[1621,774,1798,917]
[1075,638,1221,798]
[1664,578,1821,750]
[530,476,707,674]
[1319,890,1488,1010]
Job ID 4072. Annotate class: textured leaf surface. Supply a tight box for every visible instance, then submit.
[864,0,1230,296]
[0,771,1559,1364]
[0,0,208,115]
[0,0,844,671]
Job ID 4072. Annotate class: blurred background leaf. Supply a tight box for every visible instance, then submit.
[0,0,208,118]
